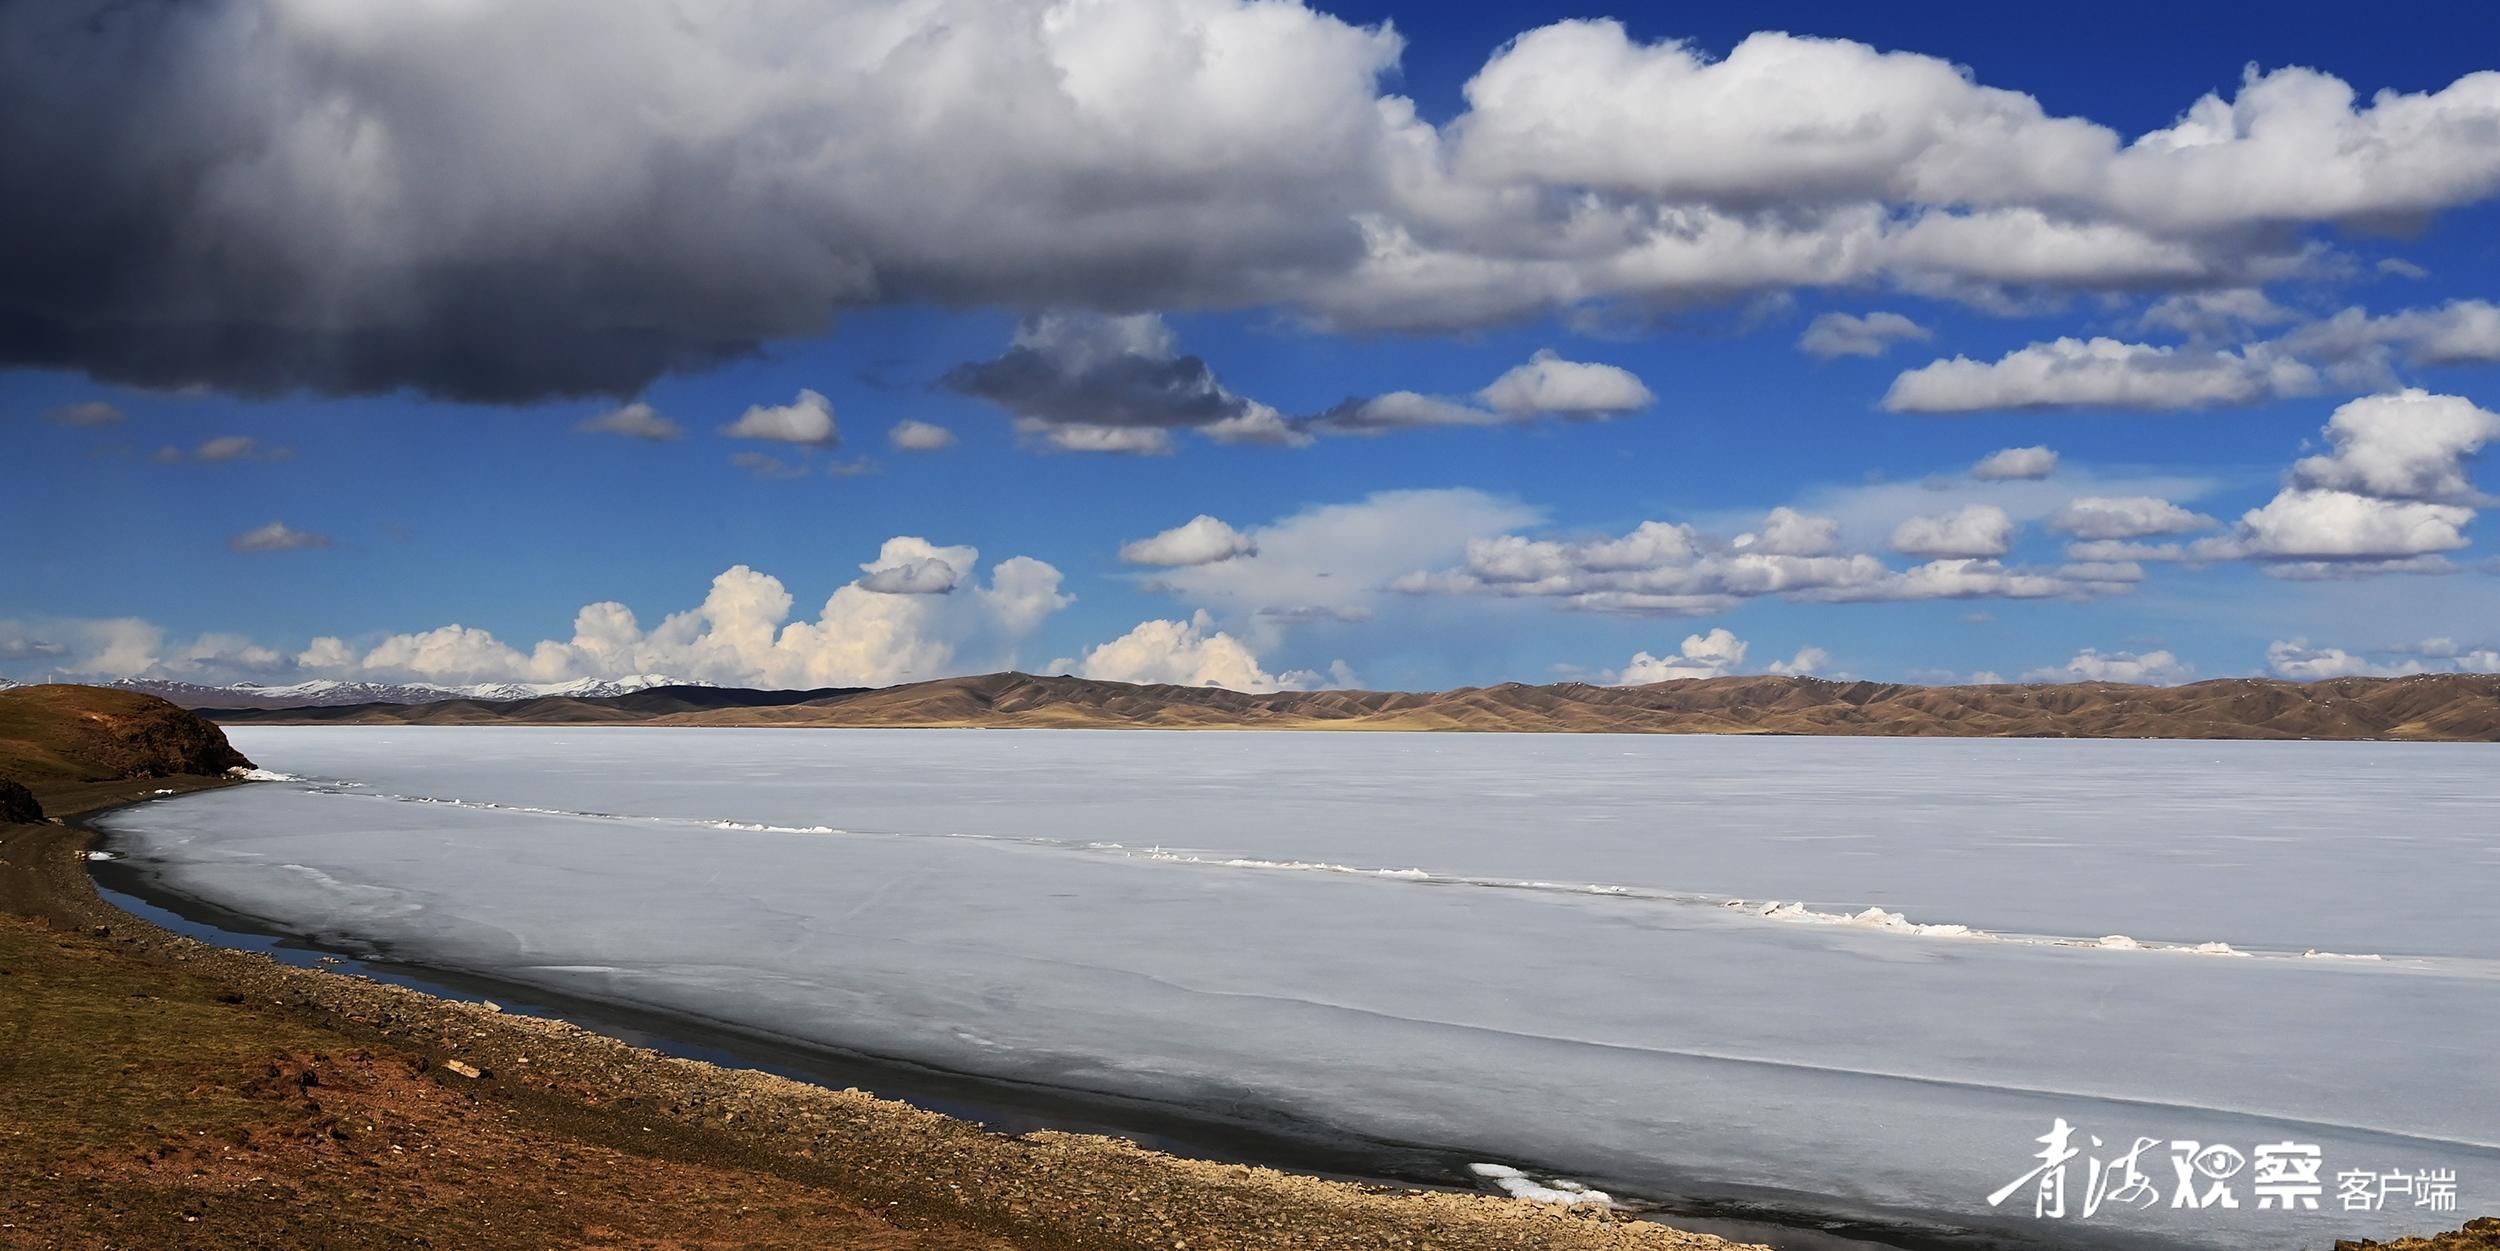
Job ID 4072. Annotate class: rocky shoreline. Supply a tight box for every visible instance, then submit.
[2,769,1753,1251]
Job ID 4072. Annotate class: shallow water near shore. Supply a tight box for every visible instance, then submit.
[95,726,2500,1250]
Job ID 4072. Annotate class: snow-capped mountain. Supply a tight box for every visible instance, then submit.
[102,674,711,709]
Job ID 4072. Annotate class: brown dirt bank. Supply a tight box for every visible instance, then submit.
[1,772,1754,1251]
[197,671,2500,741]
[0,686,253,806]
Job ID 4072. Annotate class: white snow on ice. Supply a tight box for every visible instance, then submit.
[1467,1162,1619,1208]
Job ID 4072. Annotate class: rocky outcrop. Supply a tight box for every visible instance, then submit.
[0,779,40,824]
[0,685,255,800]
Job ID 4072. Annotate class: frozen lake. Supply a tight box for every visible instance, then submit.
[96,727,2500,1250]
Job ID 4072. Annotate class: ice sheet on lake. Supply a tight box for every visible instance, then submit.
[98,727,2500,1250]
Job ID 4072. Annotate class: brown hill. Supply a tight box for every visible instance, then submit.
[0,685,257,819]
[200,671,2500,741]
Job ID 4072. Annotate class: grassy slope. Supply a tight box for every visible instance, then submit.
[0,906,1019,1250]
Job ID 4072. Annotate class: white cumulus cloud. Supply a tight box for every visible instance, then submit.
[2265,640,2426,680]
[577,401,681,440]
[723,389,839,446]
[2288,389,2499,502]
[1399,501,2125,614]
[1734,507,1843,556]
[1121,516,1259,567]
[2047,496,2218,540]
[888,420,958,452]
[2226,490,2475,559]
[1884,338,2318,413]
[1890,505,2016,558]
[851,537,976,596]
[1476,350,1656,417]
[229,521,331,553]
[2024,648,2193,685]
[1054,610,1312,693]
[1315,350,1655,433]
[1608,628,1828,683]
[1147,489,1547,628]
[276,544,1074,690]
[1799,311,1932,359]
[1972,446,2059,481]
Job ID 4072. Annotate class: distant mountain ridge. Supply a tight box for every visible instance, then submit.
[194,671,2500,741]
[105,673,709,709]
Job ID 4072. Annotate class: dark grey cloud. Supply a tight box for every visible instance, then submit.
[947,350,1242,429]
[0,4,770,400]
[942,314,1253,434]
[0,1,1391,403]
[944,314,1655,453]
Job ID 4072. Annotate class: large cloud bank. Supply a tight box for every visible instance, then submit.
[12,3,2500,399]
[4,539,1072,690]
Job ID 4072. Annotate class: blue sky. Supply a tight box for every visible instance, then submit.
[6,0,2500,692]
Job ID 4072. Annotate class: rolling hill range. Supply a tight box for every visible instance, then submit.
[193,671,2500,741]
